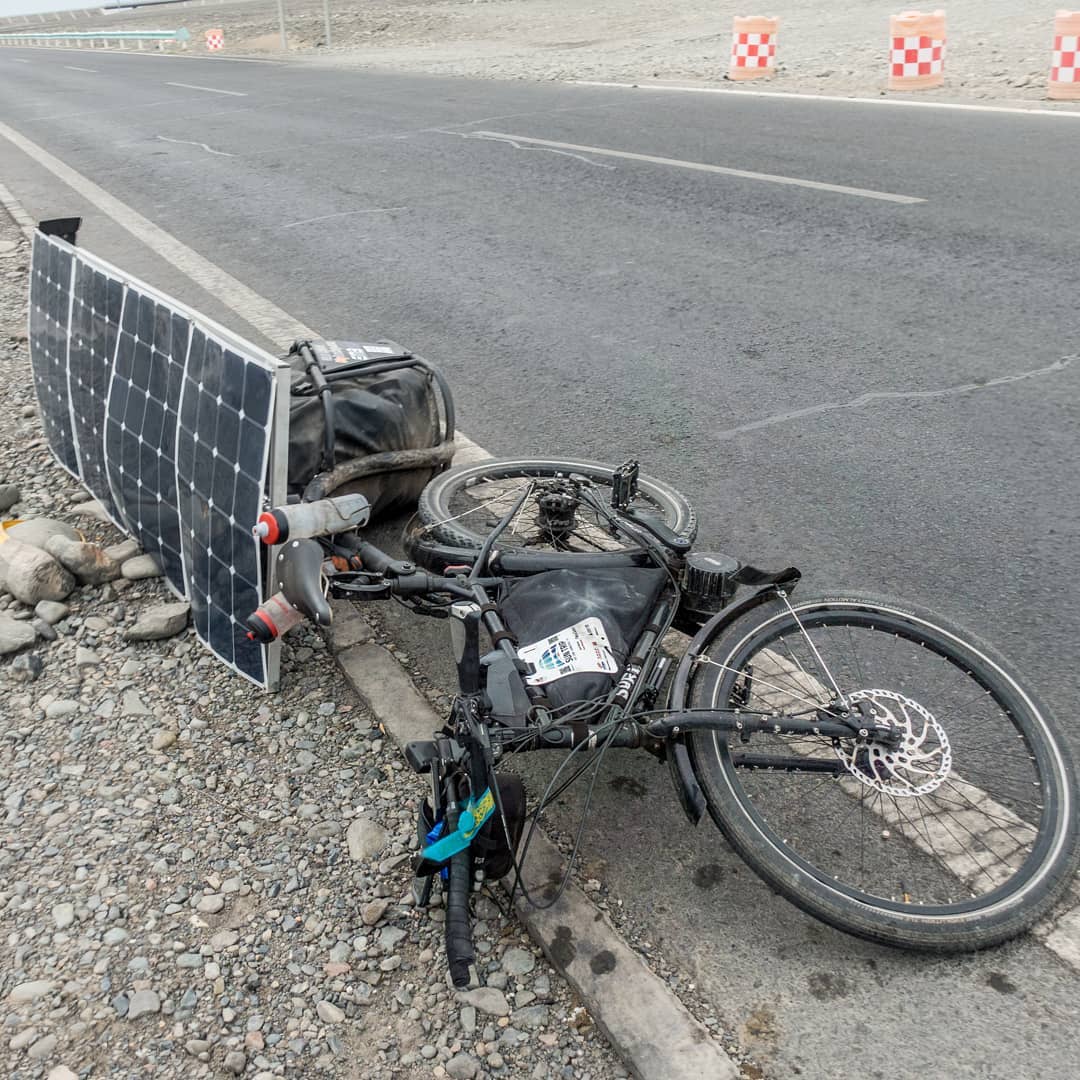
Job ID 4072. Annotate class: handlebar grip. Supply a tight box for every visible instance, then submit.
[445,848,475,989]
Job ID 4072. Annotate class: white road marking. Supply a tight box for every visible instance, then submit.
[157,134,235,158]
[710,357,1073,441]
[0,117,490,470]
[63,66,97,73]
[281,207,409,228]
[470,130,925,204]
[166,81,247,97]
[440,129,615,170]
[468,130,924,204]
[0,116,299,344]
[10,57,29,63]
[574,80,1080,120]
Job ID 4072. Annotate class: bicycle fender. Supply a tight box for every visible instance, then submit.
[667,580,800,712]
[663,585,794,825]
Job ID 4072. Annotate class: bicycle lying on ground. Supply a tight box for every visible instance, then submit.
[247,458,1079,988]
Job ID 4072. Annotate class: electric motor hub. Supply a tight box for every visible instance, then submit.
[681,552,741,614]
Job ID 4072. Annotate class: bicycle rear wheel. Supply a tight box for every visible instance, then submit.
[416,458,696,555]
[686,592,1078,950]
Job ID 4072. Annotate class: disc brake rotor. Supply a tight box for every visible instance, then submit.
[834,689,952,797]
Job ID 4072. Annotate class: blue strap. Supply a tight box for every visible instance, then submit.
[421,788,495,863]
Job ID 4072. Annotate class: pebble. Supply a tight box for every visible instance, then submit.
[120,553,163,579]
[346,817,389,862]
[502,946,536,976]
[0,614,38,655]
[103,928,130,945]
[7,980,57,1004]
[45,698,79,718]
[47,1068,79,1080]
[34,600,68,624]
[196,893,225,913]
[51,902,75,929]
[9,1027,38,1050]
[127,989,161,1019]
[151,728,177,750]
[458,986,510,1017]
[224,1050,247,1073]
[28,1033,58,1060]
[316,1000,345,1024]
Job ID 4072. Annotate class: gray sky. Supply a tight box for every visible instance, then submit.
[0,1,102,15]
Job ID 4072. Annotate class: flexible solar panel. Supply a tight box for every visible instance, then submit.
[27,229,290,687]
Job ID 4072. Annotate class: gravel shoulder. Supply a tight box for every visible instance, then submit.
[0,209,627,1080]
[41,0,1072,105]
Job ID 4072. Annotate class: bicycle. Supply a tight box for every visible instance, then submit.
[247,458,1079,988]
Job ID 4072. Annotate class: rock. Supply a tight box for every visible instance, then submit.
[0,541,75,605]
[512,1004,550,1030]
[75,646,100,667]
[45,699,79,718]
[47,1067,79,1080]
[11,653,44,682]
[0,614,37,655]
[316,1000,345,1024]
[69,498,110,523]
[458,987,510,1017]
[7,979,57,1004]
[123,602,190,641]
[4,517,81,550]
[52,902,75,929]
[28,1033,58,1060]
[111,994,129,1016]
[224,1050,247,1074]
[196,894,224,914]
[103,927,129,945]
[44,534,121,585]
[104,538,141,562]
[460,1005,477,1035]
[185,1039,211,1056]
[379,926,407,951]
[9,1027,38,1050]
[127,989,161,1019]
[346,818,389,862]
[501,947,536,977]
[34,600,68,624]
[121,554,163,580]
[32,617,57,642]
[0,483,19,512]
[361,898,391,926]
[151,729,177,751]
[122,690,150,716]
[445,1052,480,1079]
[210,929,239,951]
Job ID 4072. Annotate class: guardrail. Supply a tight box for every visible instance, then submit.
[0,28,192,49]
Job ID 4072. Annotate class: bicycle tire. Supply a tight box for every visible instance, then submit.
[686,591,1079,951]
[416,457,697,554]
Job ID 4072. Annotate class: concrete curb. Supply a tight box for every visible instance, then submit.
[331,612,738,1080]
[0,180,36,240]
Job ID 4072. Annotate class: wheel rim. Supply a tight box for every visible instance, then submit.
[694,602,1067,917]
[426,464,675,554]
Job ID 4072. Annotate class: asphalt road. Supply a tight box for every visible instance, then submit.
[1,47,1078,1079]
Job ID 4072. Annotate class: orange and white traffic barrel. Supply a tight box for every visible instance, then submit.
[729,16,779,81]
[889,10,946,91]
[205,29,224,52]
[1049,11,1080,100]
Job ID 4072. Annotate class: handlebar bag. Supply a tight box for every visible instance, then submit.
[498,567,668,710]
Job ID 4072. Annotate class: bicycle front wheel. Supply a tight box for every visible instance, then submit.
[687,592,1078,950]
[416,458,696,555]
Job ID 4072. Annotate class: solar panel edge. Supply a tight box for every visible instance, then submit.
[25,230,286,689]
